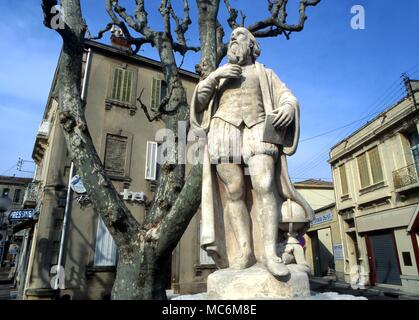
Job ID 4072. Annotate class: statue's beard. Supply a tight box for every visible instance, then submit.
[227,41,251,65]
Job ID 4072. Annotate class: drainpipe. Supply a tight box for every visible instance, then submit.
[54,48,92,291]
[53,162,74,290]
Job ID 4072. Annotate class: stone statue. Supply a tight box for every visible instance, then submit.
[190,28,314,284]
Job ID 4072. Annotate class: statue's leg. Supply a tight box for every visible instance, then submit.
[216,163,254,269]
[248,154,289,277]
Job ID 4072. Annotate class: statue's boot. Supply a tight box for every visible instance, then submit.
[265,256,290,277]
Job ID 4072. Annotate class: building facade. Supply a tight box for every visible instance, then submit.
[329,81,419,294]
[0,175,32,268]
[304,203,345,280]
[21,38,199,299]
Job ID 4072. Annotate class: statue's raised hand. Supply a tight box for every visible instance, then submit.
[213,64,242,81]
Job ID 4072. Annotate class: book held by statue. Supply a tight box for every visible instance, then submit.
[262,113,287,145]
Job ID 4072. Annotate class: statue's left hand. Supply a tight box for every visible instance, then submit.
[272,104,295,128]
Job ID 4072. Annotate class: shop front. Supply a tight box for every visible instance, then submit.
[357,204,419,293]
[305,204,345,280]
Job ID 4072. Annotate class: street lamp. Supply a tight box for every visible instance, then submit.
[0,194,12,266]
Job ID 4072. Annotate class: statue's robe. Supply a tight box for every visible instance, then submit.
[190,62,314,268]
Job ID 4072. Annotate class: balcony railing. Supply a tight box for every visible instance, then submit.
[22,182,39,207]
[393,162,419,190]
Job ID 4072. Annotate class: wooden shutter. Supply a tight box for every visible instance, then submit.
[104,134,128,177]
[357,153,370,188]
[339,164,349,195]
[94,217,117,266]
[145,141,158,180]
[368,147,383,184]
[111,67,133,103]
[151,78,162,111]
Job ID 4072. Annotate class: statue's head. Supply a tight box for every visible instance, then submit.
[227,27,261,65]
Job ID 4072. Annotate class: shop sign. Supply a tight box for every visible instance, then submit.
[333,244,344,261]
[8,209,34,221]
[310,211,333,226]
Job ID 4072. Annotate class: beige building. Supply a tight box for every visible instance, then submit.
[304,203,345,280]
[329,80,419,294]
[0,175,32,267]
[21,38,199,299]
[294,179,335,210]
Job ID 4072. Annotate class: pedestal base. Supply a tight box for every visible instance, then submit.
[207,263,310,299]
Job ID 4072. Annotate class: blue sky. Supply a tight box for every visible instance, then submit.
[1,0,418,182]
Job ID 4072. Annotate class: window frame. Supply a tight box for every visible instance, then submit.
[93,216,117,267]
[107,63,138,105]
[145,141,158,181]
[100,129,133,181]
[356,145,385,190]
[338,164,349,196]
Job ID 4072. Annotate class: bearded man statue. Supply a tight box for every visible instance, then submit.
[190,27,314,277]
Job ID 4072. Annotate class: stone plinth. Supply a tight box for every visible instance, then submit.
[207,263,310,300]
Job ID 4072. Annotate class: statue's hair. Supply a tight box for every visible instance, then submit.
[233,27,261,61]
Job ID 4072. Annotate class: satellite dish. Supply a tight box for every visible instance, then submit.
[70,175,87,194]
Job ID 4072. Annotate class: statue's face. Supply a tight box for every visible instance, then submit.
[227,28,253,65]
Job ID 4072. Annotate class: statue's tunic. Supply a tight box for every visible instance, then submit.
[205,65,278,163]
[215,64,265,128]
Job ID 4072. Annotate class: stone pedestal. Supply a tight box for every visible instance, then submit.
[207,263,310,300]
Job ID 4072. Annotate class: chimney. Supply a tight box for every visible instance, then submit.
[110,26,132,53]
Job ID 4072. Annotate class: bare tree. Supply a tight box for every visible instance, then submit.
[41,0,320,300]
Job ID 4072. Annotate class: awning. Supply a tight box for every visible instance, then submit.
[12,219,35,234]
[356,204,418,233]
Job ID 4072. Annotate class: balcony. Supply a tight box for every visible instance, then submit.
[393,162,419,192]
[22,182,40,208]
[32,120,51,164]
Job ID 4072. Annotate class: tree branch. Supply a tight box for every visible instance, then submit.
[247,0,321,39]
[224,0,239,29]
[137,88,162,122]
[159,0,172,36]
[109,0,156,40]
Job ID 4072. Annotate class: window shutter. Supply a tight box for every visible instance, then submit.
[104,134,128,177]
[151,78,162,111]
[111,67,133,103]
[145,141,158,180]
[357,153,370,188]
[368,147,383,184]
[94,217,117,266]
[339,164,349,195]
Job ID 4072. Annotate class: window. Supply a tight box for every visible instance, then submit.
[368,147,384,183]
[145,141,158,180]
[94,217,117,266]
[339,164,349,196]
[110,67,134,103]
[151,78,167,111]
[407,130,419,172]
[13,189,21,203]
[356,146,384,189]
[104,134,128,177]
